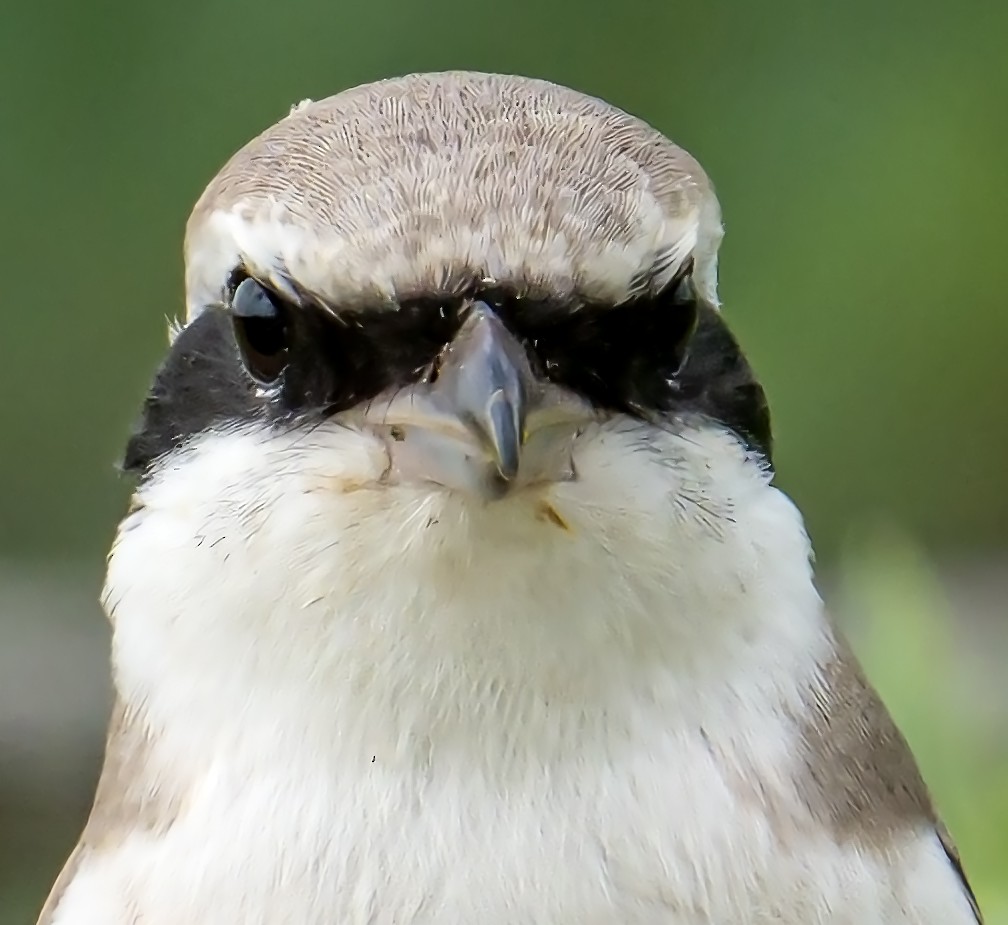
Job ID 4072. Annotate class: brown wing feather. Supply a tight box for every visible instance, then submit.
[35,699,183,924]
[795,625,982,923]
[36,842,87,925]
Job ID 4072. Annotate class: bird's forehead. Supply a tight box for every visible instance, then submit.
[183,71,723,321]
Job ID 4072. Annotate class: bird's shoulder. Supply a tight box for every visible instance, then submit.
[35,699,183,924]
[792,624,982,923]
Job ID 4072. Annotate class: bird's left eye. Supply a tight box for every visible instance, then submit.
[230,278,289,385]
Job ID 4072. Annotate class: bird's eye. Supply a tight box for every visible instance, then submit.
[230,278,289,385]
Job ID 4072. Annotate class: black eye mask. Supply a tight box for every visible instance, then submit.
[122,270,771,476]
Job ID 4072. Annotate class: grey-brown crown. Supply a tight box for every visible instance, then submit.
[184,71,723,321]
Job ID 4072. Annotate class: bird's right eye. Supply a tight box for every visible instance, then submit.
[230,278,290,386]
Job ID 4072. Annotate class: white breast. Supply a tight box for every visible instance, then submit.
[50,419,965,924]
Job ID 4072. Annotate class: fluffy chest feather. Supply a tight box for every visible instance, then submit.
[49,421,961,924]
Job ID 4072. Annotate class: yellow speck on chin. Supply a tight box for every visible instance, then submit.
[313,474,378,495]
[536,501,571,532]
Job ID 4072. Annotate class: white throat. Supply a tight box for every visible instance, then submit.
[61,416,858,925]
[104,418,826,774]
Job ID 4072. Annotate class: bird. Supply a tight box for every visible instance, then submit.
[38,71,981,924]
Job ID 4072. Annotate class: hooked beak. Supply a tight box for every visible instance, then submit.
[432,302,531,482]
[360,302,594,499]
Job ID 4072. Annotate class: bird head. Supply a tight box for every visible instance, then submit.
[125,72,769,509]
[103,71,804,755]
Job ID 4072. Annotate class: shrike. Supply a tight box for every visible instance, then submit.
[38,71,981,924]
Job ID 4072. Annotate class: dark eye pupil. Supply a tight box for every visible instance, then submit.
[241,313,286,356]
[230,278,289,384]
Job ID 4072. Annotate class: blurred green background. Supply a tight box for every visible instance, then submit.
[1,0,1005,920]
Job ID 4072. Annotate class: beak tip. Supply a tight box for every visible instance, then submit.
[485,391,524,483]
[494,458,520,482]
